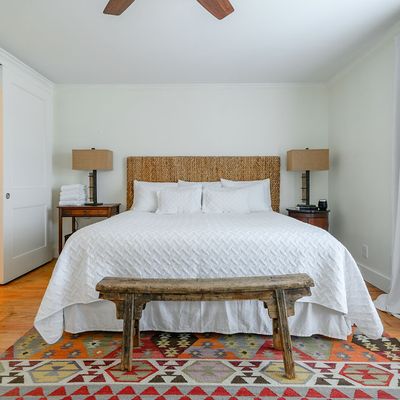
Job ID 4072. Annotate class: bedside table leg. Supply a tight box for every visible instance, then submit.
[58,209,63,255]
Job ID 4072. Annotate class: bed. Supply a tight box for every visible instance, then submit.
[35,156,383,344]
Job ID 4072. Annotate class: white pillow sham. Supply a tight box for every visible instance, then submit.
[156,187,202,214]
[133,180,177,212]
[178,180,222,189]
[220,178,272,211]
[202,187,250,214]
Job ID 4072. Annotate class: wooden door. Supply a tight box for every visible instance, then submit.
[1,64,53,283]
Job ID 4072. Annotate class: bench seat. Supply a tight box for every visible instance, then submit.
[96,274,313,294]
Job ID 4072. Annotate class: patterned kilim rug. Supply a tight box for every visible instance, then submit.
[0,329,399,399]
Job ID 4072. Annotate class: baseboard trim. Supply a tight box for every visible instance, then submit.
[357,262,391,293]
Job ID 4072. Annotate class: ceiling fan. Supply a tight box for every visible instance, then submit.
[103,0,234,20]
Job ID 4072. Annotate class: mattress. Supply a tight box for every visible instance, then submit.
[34,211,383,343]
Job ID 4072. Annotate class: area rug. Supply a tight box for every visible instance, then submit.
[1,329,399,399]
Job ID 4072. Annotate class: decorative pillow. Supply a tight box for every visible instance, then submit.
[133,181,177,212]
[220,178,271,211]
[156,187,202,214]
[202,187,250,214]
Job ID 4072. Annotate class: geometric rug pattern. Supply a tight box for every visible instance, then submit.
[1,328,399,399]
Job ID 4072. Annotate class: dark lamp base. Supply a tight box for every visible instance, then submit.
[85,202,103,206]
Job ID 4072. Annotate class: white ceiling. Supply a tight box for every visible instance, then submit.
[0,0,400,83]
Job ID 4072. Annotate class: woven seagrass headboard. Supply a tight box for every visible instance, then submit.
[127,156,280,211]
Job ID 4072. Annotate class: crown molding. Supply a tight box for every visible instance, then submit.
[0,47,54,90]
[55,82,327,90]
[327,19,400,86]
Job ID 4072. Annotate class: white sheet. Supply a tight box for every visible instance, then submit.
[35,211,383,343]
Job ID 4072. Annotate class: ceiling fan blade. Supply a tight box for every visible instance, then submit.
[103,0,135,15]
[196,0,234,19]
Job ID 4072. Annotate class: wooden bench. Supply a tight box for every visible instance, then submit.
[96,274,314,379]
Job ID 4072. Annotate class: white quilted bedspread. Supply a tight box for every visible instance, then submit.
[35,211,383,343]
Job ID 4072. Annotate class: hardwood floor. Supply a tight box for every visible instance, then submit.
[0,260,56,353]
[0,260,399,354]
[366,282,400,338]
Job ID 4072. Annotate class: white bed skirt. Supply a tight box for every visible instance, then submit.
[64,300,352,340]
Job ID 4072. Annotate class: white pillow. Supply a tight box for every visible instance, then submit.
[220,178,271,211]
[133,180,177,212]
[156,187,202,214]
[202,187,250,214]
[178,180,222,189]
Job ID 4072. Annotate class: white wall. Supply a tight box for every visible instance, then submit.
[53,84,329,228]
[328,38,397,292]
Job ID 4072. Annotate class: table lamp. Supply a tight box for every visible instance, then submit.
[72,148,113,206]
[287,148,329,208]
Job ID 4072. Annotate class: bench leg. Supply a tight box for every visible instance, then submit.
[272,318,283,350]
[132,299,147,348]
[121,294,134,371]
[133,319,140,347]
[275,289,295,379]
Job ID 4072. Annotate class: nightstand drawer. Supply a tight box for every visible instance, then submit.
[62,208,111,217]
[308,217,329,230]
[287,208,330,231]
[58,203,120,254]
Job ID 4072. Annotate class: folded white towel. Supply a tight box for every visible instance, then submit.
[61,187,85,192]
[61,184,86,191]
[60,189,86,194]
[60,188,86,195]
[59,200,86,206]
[60,191,86,196]
[60,194,87,202]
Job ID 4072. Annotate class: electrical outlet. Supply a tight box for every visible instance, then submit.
[362,244,369,259]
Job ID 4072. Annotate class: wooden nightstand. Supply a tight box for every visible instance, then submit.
[287,208,330,231]
[58,203,120,254]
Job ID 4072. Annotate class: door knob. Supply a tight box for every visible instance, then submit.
[5,193,10,199]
